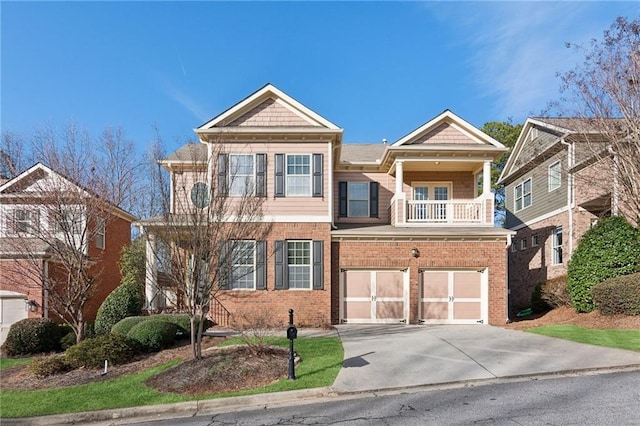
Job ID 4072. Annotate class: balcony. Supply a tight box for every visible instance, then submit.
[392,195,494,226]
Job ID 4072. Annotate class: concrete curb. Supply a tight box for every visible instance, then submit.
[6,365,640,425]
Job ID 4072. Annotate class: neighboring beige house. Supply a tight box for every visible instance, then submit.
[498,118,632,314]
[139,84,514,326]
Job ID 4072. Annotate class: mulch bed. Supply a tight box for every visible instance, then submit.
[504,306,640,330]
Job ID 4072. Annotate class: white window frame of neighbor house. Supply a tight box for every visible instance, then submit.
[548,161,561,192]
[229,154,256,197]
[532,234,539,247]
[514,178,532,212]
[347,182,369,217]
[286,154,311,196]
[231,240,256,290]
[96,218,106,249]
[552,227,563,265]
[287,240,311,289]
[520,238,528,250]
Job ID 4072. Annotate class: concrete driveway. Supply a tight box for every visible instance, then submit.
[331,325,640,393]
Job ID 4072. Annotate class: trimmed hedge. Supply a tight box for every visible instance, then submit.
[567,216,640,312]
[154,314,213,337]
[65,334,138,369]
[126,320,177,352]
[2,318,62,356]
[592,272,640,315]
[94,278,144,335]
[111,316,148,336]
[28,355,73,378]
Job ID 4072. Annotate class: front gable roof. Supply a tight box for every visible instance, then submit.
[197,84,342,131]
[392,110,506,149]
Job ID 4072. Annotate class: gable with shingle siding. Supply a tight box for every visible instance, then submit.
[225,98,316,127]
[410,123,473,145]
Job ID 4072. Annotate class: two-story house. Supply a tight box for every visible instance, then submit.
[138,84,514,326]
[0,163,136,343]
[498,117,630,313]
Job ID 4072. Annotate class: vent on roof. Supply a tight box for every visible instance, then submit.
[382,138,387,144]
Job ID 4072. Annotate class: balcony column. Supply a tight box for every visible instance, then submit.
[145,232,160,310]
[394,160,406,225]
[395,160,405,196]
[483,160,491,196]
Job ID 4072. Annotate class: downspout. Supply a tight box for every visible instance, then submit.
[559,138,574,258]
[41,259,48,319]
[505,233,512,324]
[330,142,338,230]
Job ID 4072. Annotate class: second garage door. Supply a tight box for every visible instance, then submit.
[341,269,408,324]
[419,270,487,324]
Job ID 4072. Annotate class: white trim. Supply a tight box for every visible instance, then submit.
[548,160,561,192]
[346,181,370,218]
[285,153,312,197]
[514,177,532,212]
[508,206,569,231]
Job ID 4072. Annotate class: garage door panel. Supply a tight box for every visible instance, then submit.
[344,271,371,298]
[422,302,448,320]
[453,302,481,320]
[343,301,372,319]
[453,272,482,298]
[376,301,404,319]
[376,271,404,298]
[420,272,448,298]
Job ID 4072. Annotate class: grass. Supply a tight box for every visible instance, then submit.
[526,325,640,352]
[0,357,33,369]
[0,336,343,418]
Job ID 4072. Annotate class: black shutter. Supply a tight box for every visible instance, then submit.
[312,153,323,197]
[256,154,267,197]
[217,154,228,196]
[255,240,266,290]
[218,241,230,290]
[274,240,288,289]
[370,182,379,218]
[338,181,348,217]
[312,240,324,290]
[274,154,285,197]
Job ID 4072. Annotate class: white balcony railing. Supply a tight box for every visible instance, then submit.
[406,199,484,224]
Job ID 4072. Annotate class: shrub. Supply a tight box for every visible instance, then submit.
[567,216,640,312]
[2,318,62,356]
[592,272,640,316]
[111,316,148,336]
[531,282,550,313]
[126,320,177,352]
[540,275,572,308]
[65,334,138,369]
[154,313,212,337]
[94,279,144,335]
[28,355,73,378]
[60,331,77,351]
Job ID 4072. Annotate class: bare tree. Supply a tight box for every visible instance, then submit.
[1,130,31,180]
[553,17,640,223]
[141,140,272,360]
[2,122,138,343]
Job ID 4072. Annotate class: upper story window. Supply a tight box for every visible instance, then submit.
[514,178,532,212]
[218,153,266,197]
[520,238,528,250]
[552,227,563,265]
[532,234,539,247]
[96,218,106,250]
[548,161,561,192]
[338,181,379,218]
[13,209,39,234]
[52,208,82,234]
[275,153,323,198]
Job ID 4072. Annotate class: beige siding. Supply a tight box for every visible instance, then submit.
[403,171,475,199]
[226,98,315,127]
[512,127,561,171]
[412,123,473,145]
[334,171,394,224]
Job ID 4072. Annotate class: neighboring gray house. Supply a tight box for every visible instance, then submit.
[498,118,621,313]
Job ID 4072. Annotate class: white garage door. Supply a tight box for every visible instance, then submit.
[341,269,409,324]
[0,291,28,345]
[419,270,487,324]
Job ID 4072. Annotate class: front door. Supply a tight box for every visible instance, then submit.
[412,183,451,221]
[341,270,408,324]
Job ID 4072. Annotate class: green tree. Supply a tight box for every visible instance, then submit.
[481,120,523,225]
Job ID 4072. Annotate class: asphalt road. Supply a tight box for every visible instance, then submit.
[132,369,640,425]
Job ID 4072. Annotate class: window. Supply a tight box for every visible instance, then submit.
[338,181,379,218]
[54,209,82,234]
[348,182,369,217]
[552,227,563,265]
[548,161,561,192]
[96,218,106,249]
[532,234,539,247]
[229,154,255,196]
[190,182,209,208]
[286,155,311,196]
[231,241,255,290]
[530,128,539,141]
[13,209,38,234]
[511,242,517,252]
[287,241,311,289]
[514,178,532,211]
[521,238,528,250]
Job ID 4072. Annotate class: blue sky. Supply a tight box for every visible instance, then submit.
[2,1,638,153]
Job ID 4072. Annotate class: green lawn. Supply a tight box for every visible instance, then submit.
[0,336,343,419]
[0,357,33,370]
[526,325,640,352]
